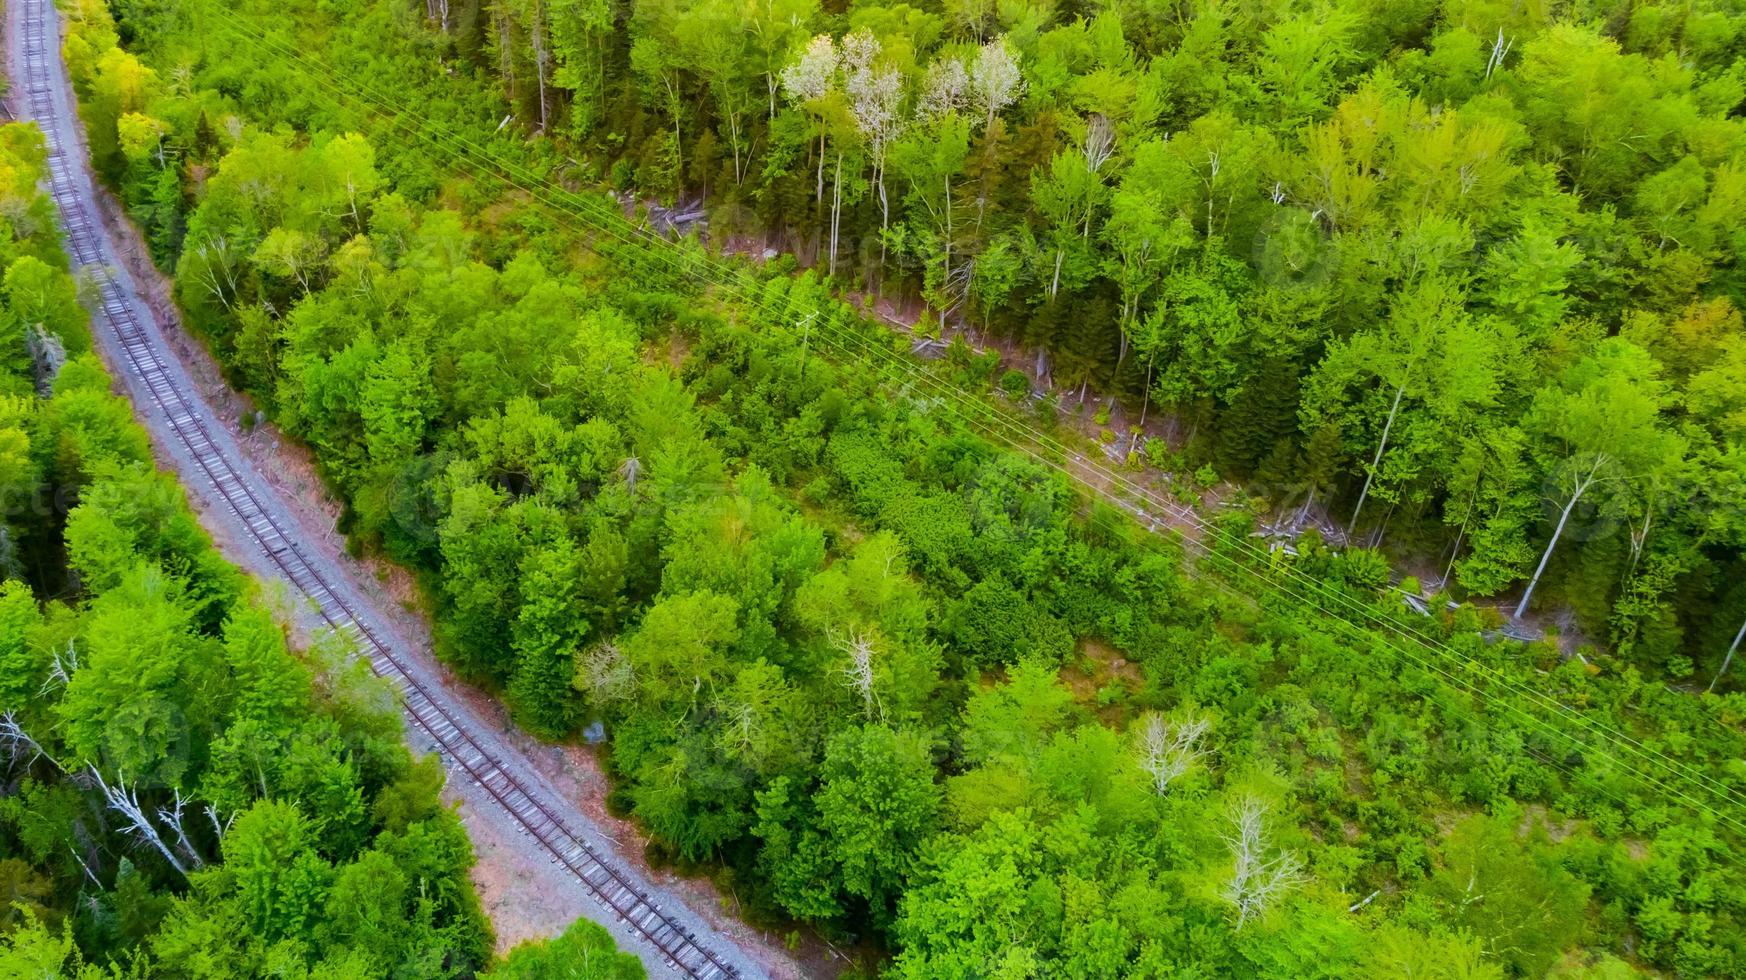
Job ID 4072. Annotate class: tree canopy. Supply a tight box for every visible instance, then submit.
[47,0,1746,975]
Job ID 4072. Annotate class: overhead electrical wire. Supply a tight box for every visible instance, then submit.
[192,3,1746,834]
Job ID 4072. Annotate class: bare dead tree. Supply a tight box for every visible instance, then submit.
[1083,113,1116,179]
[157,790,206,871]
[833,631,883,720]
[578,641,635,704]
[844,33,905,261]
[968,38,1024,133]
[0,712,61,772]
[205,803,235,844]
[1516,454,1611,618]
[781,35,840,205]
[918,56,968,120]
[1136,712,1209,795]
[190,236,241,311]
[722,698,762,760]
[1485,28,1514,80]
[933,257,974,327]
[1220,796,1306,928]
[90,767,189,879]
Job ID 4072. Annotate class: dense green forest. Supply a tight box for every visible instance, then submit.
[57,0,1746,975]
[102,0,1746,681]
[0,111,633,979]
[0,114,495,973]
[221,0,1746,675]
[461,0,1746,681]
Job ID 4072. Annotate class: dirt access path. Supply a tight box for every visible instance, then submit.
[4,2,814,976]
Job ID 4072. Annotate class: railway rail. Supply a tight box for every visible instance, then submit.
[11,2,745,976]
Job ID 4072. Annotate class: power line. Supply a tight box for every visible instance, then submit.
[191,4,1746,832]
[200,4,1746,823]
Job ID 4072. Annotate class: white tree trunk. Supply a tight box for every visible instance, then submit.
[940,175,955,329]
[664,75,684,185]
[495,8,516,103]
[1348,383,1404,536]
[1369,500,1395,549]
[829,151,843,276]
[1628,502,1654,580]
[727,109,745,185]
[1442,477,1482,587]
[1515,462,1601,619]
[92,768,188,879]
[531,2,549,133]
[0,712,58,771]
[158,791,206,870]
[1139,359,1155,427]
[1707,612,1745,694]
[876,156,889,270]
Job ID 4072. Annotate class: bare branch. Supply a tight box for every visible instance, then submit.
[205,803,234,844]
[1136,712,1209,794]
[1484,28,1514,80]
[40,641,78,697]
[969,37,1024,130]
[918,56,968,120]
[1083,113,1116,174]
[832,631,883,720]
[847,60,904,156]
[780,35,839,105]
[1220,796,1306,928]
[70,844,100,888]
[90,767,189,879]
[0,711,61,772]
[723,699,760,756]
[577,641,635,704]
[156,790,206,870]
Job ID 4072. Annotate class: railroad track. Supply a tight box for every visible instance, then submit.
[11,3,744,976]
